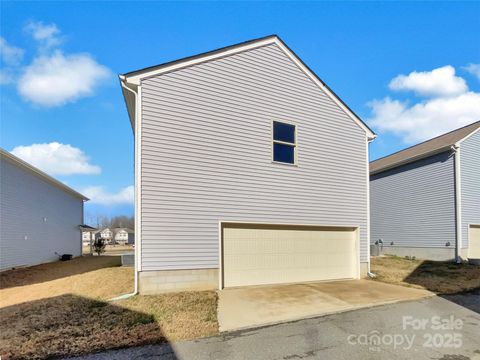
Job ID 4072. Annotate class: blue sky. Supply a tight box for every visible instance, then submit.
[1,1,479,221]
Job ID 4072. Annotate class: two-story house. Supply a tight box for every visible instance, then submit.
[119,35,376,294]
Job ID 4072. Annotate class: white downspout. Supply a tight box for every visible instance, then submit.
[366,136,377,278]
[452,145,462,263]
[110,78,139,301]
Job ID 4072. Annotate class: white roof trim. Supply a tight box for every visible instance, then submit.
[455,126,480,147]
[121,36,376,139]
[0,148,88,201]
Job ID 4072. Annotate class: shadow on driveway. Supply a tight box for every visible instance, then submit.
[440,288,480,314]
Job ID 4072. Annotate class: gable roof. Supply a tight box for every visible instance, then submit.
[0,148,88,201]
[79,224,97,231]
[98,227,134,234]
[370,121,480,175]
[119,35,376,139]
[115,227,134,233]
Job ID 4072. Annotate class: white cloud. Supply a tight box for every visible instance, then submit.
[389,65,467,97]
[11,142,101,176]
[17,50,111,106]
[0,21,112,106]
[25,21,62,50]
[0,37,24,65]
[82,186,134,205]
[369,92,480,143]
[368,64,480,143]
[463,63,480,80]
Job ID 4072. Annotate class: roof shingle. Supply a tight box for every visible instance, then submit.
[370,121,480,174]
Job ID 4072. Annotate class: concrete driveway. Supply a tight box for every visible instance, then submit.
[218,279,432,331]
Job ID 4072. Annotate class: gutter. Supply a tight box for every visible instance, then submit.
[109,78,140,300]
[366,137,377,278]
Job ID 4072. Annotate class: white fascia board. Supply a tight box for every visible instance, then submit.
[455,126,480,147]
[122,37,376,139]
[273,40,376,140]
[123,37,278,85]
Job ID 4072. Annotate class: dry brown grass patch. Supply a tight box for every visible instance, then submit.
[0,257,218,359]
[371,256,480,294]
[0,256,133,308]
[0,291,218,360]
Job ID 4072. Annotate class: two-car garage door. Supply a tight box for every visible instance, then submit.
[222,223,358,288]
[469,225,480,259]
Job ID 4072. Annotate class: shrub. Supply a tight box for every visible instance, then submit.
[93,238,107,256]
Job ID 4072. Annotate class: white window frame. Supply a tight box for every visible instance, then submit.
[272,120,297,166]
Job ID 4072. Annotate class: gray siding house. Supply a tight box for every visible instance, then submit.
[370,121,480,261]
[0,148,88,271]
[120,35,376,294]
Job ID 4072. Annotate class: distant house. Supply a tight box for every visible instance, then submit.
[81,225,97,245]
[0,148,88,271]
[95,227,134,245]
[82,232,93,242]
[98,228,114,242]
[370,121,480,261]
[113,228,135,244]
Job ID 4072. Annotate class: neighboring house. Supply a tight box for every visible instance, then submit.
[119,35,376,294]
[0,148,88,271]
[113,228,135,244]
[82,231,93,242]
[95,227,135,244]
[370,121,480,261]
[81,225,97,244]
[98,228,113,241]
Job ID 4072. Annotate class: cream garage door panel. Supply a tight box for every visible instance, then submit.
[222,224,358,288]
[469,225,480,258]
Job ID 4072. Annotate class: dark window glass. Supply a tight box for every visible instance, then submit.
[273,143,295,164]
[273,122,295,143]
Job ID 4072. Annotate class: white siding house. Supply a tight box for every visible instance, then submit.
[82,232,93,242]
[95,227,134,244]
[113,228,134,244]
[0,148,88,271]
[370,121,480,261]
[99,228,113,241]
[120,35,376,293]
[82,230,95,243]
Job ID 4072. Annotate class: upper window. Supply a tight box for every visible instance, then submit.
[272,121,296,164]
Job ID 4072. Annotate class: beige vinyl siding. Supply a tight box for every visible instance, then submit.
[140,44,368,271]
[0,155,83,271]
[460,130,480,249]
